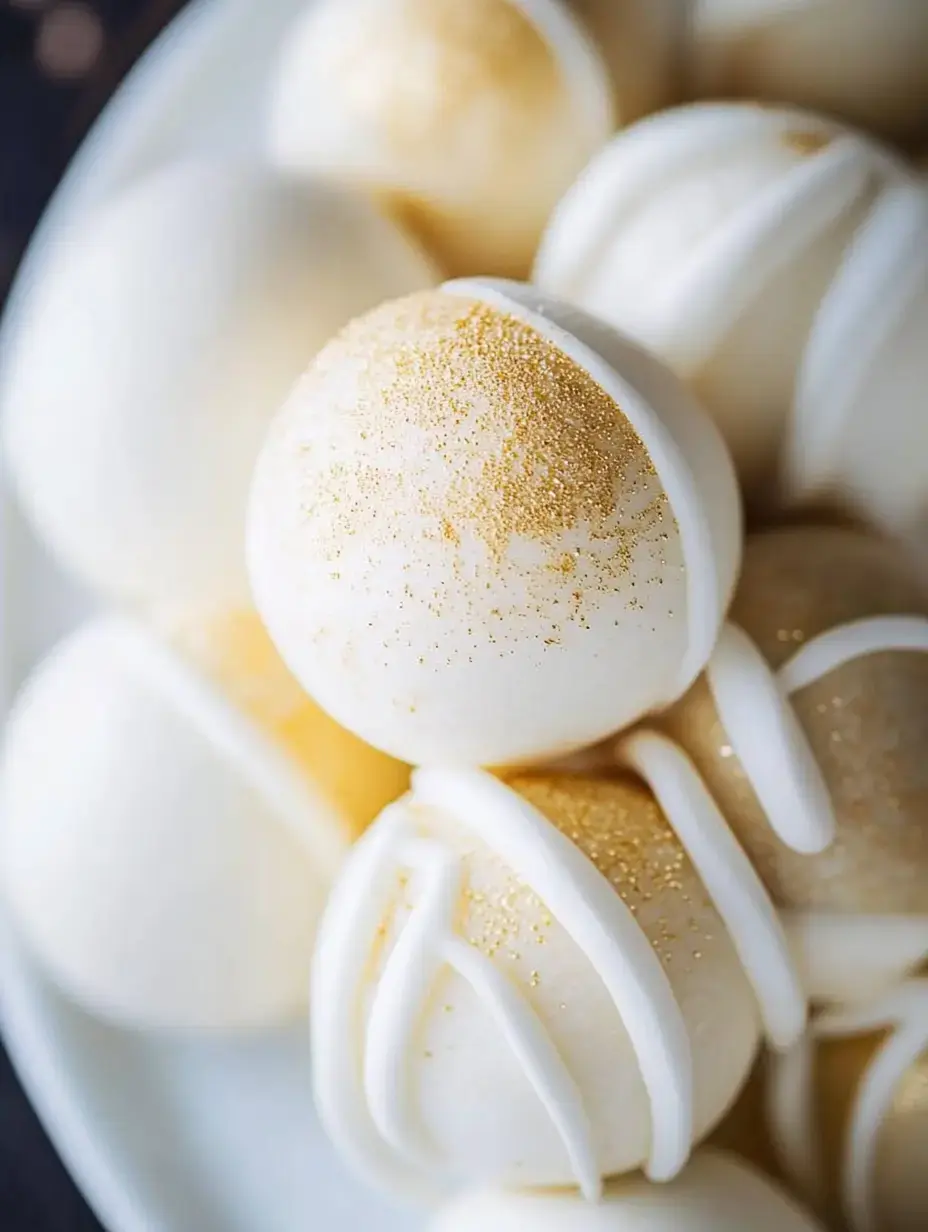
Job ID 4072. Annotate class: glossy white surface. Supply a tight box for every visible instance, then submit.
[0,0,425,1226]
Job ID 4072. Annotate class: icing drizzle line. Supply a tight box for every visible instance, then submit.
[705,614,928,857]
[768,979,928,1232]
[616,729,805,1049]
[311,768,695,1200]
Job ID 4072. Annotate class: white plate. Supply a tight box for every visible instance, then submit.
[0,1,424,1228]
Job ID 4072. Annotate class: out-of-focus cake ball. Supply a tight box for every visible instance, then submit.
[566,0,684,117]
[0,613,408,1031]
[769,980,928,1232]
[689,0,928,143]
[267,0,619,278]
[431,1149,826,1231]
[535,103,928,531]
[0,159,436,609]
[248,279,741,769]
[661,524,928,1004]
[312,767,776,1198]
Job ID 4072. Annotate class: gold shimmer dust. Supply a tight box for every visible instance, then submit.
[781,129,833,157]
[507,772,714,969]
[303,290,668,572]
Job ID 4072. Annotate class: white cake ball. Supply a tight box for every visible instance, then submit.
[311,767,785,1199]
[689,0,928,142]
[659,524,928,1005]
[768,981,928,1232]
[266,0,618,279]
[1,159,436,609]
[0,612,408,1031]
[535,102,928,532]
[248,279,741,768]
[431,1149,826,1231]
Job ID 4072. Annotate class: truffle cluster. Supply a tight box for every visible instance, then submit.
[2,1,928,1229]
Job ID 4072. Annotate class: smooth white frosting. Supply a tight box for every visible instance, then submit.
[451,278,740,706]
[616,729,805,1049]
[768,980,928,1232]
[312,767,699,1199]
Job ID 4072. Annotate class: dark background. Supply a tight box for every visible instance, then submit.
[0,3,188,1225]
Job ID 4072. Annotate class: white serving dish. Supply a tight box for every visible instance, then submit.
[0,0,422,1227]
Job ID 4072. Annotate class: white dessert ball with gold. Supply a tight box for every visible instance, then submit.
[431,1149,826,1231]
[658,524,928,1004]
[248,279,741,769]
[0,158,436,609]
[689,0,928,143]
[312,765,806,1198]
[535,102,928,531]
[769,980,928,1232]
[0,611,408,1032]
[266,0,619,278]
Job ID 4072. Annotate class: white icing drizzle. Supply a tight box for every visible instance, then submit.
[615,729,805,1049]
[450,278,724,708]
[311,768,696,1200]
[785,178,928,507]
[100,615,348,878]
[705,613,928,859]
[705,622,835,855]
[778,615,928,695]
[642,135,873,373]
[768,980,928,1232]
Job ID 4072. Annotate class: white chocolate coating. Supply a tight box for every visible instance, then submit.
[0,614,406,1031]
[312,769,761,1198]
[267,0,616,278]
[431,1149,827,1231]
[689,0,928,141]
[769,981,928,1232]
[1,159,436,608]
[248,278,741,768]
[535,102,928,531]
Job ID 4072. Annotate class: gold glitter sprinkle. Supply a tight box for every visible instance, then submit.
[782,129,832,156]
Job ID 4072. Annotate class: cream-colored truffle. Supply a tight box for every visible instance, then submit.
[0,612,408,1031]
[536,102,928,532]
[660,524,928,1003]
[431,1149,826,1231]
[768,980,928,1232]
[312,769,767,1198]
[248,279,741,769]
[0,159,436,608]
[689,0,928,142]
[266,0,619,278]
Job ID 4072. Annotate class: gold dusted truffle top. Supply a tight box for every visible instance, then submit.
[298,289,674,584]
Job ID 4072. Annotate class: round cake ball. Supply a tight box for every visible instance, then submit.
[0,159,436,609]
[661,524,928,1003]
[535,102,928,530]
[688,0,928,143]
[266,0,617,278]
[0,612,408,1031]
[431,1150,826,1231]
[768,980,928,1232]
[312,767,763,1198]
[248,279,741,768]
